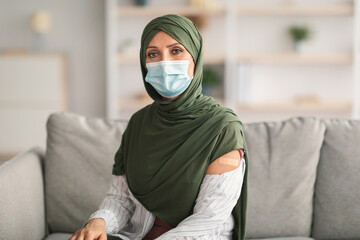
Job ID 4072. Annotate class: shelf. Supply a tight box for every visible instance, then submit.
[117,6,225,16]
[116,4,353,17]
[117,97,351,113]
[116,53,225,65]
[0,50,66,58]
[118,96,153,112]
[237,5,354,16]
[117,96,227,111]
[237,53,352,64]
[203,54,225,64]
[107,0,360,120]
[116,53,352,65]
[0,100,60,109]
[116,54,138,64]
[237,101,352,111]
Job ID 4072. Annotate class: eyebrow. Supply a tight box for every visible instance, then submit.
[146,42,181,49]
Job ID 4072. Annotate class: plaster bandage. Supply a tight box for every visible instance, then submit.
[218,157,241,167]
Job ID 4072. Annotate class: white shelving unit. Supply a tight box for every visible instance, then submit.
[353,0,360,118]
[105,0,360,121]
[0,52,67,160]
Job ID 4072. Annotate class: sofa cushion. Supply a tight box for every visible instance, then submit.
[243,117,325,238]
[249,238,315,240]
[0,147,46,240]
[43,234,315,240]
[44,233,126,240]
[45,233,72,240]
[312,119,360,239]
[44,111,128,233]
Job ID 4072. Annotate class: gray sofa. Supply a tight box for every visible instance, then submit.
[1,111,359,240]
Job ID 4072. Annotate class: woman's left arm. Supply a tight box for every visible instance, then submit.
[155,149,246,240]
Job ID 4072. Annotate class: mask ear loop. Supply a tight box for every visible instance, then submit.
[187,57,195,79]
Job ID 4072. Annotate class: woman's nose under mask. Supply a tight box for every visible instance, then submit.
[145,60,193,98]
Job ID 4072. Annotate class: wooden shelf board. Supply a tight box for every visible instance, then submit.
[237,101,352,111]
[118,97,153,110]
[237,53,352,64]
[116,53,353,64]
[118,97,226,111]
[117,97,351,112]
[0,50,66,59]
[117,6,225,16]
[203,55,225,64]
[0,100,60,109]
[116,5,353,17]
[116,54,138,64]
[237,5,353,16]
[116,53,225,64]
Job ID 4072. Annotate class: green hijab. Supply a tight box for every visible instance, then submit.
[112,14,249,240]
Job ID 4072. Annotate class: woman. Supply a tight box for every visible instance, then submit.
[69,14,249,240]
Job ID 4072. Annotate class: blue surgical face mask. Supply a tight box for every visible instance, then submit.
[145,60,193,98]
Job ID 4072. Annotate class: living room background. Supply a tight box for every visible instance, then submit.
[0,0,359,161]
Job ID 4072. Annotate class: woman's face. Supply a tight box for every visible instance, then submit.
[145,31,195,100]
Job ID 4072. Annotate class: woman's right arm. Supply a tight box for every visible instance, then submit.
[69,174,136,240]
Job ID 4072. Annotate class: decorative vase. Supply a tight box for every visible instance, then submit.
[135,0,147,6]
[294,40,306,53]
[30,11,51,52]
[202,85,211,96]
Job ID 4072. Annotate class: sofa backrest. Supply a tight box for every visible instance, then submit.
[312,119,360,239]
[0,147,46,239]
[44,112,128,233]
[44,111,359,238]
[243,117,325,238]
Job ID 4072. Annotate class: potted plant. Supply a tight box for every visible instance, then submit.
[134,0,147,6]
[288,25,312,53]
[202,68,220,96]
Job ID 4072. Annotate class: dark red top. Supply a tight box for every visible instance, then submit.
[142,216,173,240]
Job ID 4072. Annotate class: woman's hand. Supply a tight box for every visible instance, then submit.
[68,218,107,240]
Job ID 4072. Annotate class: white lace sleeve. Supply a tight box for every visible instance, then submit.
[82,174,136,234]
[155,157,246,240]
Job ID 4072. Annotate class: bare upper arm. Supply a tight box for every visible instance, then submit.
[206,149,244,175]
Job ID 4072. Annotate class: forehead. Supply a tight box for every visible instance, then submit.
[147,31,179,47]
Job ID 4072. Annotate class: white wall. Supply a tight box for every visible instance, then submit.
[0,0,106,118]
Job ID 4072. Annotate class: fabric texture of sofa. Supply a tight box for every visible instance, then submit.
[0,111,359,240]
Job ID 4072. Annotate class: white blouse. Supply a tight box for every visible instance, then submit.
[84,157,246,240]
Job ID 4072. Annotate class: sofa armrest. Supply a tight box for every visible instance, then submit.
[0,146,47,240]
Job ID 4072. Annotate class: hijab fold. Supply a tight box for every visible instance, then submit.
[112,14,249,240]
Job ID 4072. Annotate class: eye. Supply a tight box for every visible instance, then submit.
[147,51,158,58]
[171,48,183,55]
